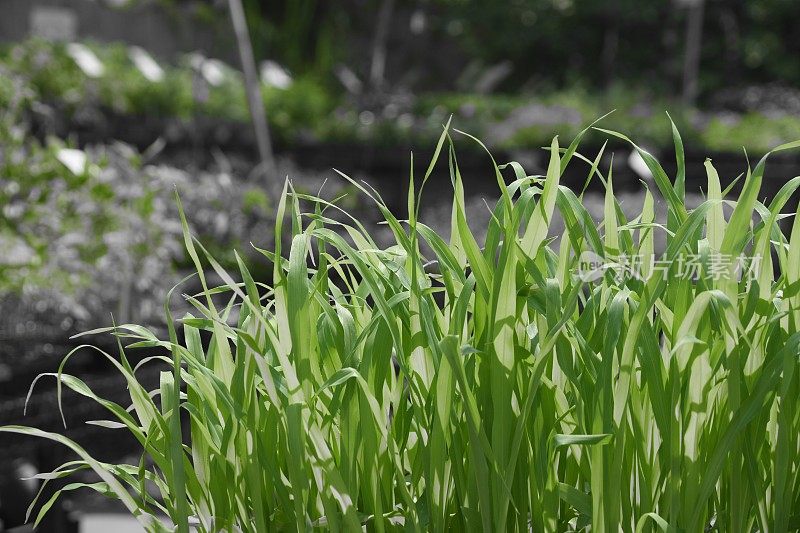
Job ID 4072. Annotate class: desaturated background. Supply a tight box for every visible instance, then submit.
[1,0,799,530]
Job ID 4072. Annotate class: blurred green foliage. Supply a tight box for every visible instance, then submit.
[428,0,800,95]
[243,0,341,76]
[0,71,278,328]
[0,39,335,143]
[3,33,800,156]
[144,1,800,99]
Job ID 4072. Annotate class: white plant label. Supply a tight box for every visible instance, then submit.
[260,60,292,89]
[189,54,229,87]
[57,148,88,176]
[66,43,105,78]
[129,46,165,82]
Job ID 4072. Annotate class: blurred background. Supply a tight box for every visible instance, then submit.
[1,0,799,530]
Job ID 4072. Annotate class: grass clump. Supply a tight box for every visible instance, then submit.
[3,119,800,531]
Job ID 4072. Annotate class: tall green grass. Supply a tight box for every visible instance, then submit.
[4,119,800,531]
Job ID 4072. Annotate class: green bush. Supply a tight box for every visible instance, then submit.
[701,112,800,153]
[262,75,335,141]
[103,46,194,118]
[5,121,800,531]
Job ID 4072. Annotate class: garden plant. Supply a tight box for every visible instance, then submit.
[0,67,280,330]
[2,118,800,531]
[5,38,800,153]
